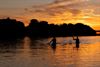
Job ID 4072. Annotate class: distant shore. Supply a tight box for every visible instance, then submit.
[0,18,97,39]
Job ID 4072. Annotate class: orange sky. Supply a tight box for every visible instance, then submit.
[0,0,100,30]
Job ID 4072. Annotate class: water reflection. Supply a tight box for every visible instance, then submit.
[0,39,23,56]
[0,36,100,67]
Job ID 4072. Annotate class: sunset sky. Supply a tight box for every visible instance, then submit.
[0,0,99,30]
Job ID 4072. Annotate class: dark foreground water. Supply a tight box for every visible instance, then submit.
[0,36,100,67]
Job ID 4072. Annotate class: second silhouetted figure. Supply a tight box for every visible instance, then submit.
[73,36,80,48]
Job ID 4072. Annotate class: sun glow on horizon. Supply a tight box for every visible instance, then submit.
[17,10,100,30]
[0,0,99,30]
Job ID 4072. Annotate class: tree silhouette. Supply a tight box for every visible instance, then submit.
[0,17,25,39]
[0,18,96,39]
[27,19,96,37]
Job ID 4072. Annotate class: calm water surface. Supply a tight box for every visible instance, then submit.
[0,36,100,67]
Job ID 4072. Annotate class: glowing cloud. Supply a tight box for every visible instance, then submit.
[0,0,99,29]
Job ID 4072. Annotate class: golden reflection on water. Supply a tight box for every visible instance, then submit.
[0,36,100,67]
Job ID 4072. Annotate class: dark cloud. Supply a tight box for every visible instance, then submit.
[68,9,81,16]
[24,8,28,11]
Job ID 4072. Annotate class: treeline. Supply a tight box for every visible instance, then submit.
[0,18,96,38]
[0,18,25,39]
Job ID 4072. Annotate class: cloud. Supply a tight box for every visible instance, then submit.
[29,0,83,16]
[22,0,100,26]
[29,0,99,16]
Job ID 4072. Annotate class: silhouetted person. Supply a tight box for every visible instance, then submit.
[50,37,56,48]
[73,36,80,48]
